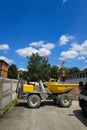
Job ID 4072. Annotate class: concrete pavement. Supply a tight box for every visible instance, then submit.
[0,100,87,130]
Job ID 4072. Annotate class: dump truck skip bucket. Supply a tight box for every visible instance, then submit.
[45,82,79,94]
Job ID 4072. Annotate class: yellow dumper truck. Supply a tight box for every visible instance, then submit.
[16,79,78,108]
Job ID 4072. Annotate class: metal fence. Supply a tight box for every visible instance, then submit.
[0,77,18,114]
[66,77,87,83]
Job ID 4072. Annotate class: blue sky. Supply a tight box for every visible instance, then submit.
[0,0,87,70]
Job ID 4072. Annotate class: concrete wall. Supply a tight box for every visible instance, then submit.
[0,77,18,114]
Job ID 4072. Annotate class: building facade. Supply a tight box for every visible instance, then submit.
[66,70,87,83]
[0,60,9,78]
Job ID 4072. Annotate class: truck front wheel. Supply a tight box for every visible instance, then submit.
[27,94,41,108]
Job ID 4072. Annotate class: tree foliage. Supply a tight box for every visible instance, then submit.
[27,53,82,81]
[50,66,59,79]
[69,67,80,74]
[27,53,73,81]
[18,71,28,79]
[27,53,51,81]
[8,64,18,79]
[84,67,87,71]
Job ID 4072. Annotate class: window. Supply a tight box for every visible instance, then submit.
[86,72,87,77]
[83,73,85,78]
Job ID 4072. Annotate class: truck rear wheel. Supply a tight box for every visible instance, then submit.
[27,94,41,108]
[60,94,72,108]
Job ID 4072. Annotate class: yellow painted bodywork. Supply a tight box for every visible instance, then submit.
[44,82,79,94]
[23,84,34,92]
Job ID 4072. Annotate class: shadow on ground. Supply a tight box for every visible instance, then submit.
[41,100,56,107]
[16,100,57,108]
[73,110,87,127]
[16,101,28,108]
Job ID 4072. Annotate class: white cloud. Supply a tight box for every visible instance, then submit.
[78,56,85,60]
[16,46,52,57]
[39,48,51,56]
[30,41,55,50]
[71,42,81,51]
[16,47,38,57]
[16,41,55,57]
[42,43,55,50]
[60,50,79,59]
[71,40,87,55]
[80,40,87,55]
[59,57,65,61]
[58,34,74,45]
[60,39,87,61]
[0,56,13,64]
[30,41,44,47]
[0,44,10,51]
[18,68,28,71]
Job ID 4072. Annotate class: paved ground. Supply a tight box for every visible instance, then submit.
[0,100,87,130]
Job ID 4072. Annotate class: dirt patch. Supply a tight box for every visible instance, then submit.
[68,87,80,100]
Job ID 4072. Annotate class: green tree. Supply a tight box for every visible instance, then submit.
[18,71,28,79]
[50,66,59,79]
[27,53,50,81]
[69,67,80,74]
[84,67,87,71]
[8,64,18,79]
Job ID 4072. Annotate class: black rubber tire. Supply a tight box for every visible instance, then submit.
[82,107,87,117]
[27,94,41,108]
[53,99,56,104]
[55,95,61,106]
[59,94,72,108]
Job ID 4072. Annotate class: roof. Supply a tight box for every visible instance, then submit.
[0,60,9,66]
